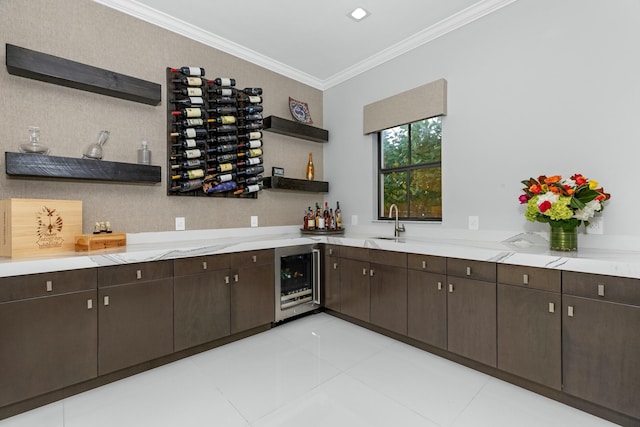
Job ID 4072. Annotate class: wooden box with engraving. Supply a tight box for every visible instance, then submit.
[0,198,82,258]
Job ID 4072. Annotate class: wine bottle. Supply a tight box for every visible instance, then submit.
[307,207,315,230]
[237,175,263,186]
[208,106,237,115]
[171,159,205,170]
[209,125,238,134]
[215,153,237,163]
[238,140,262,149]
[329,208,336,230]
[238,105,263,114]
[173,87,203,97]
[171,77,204,87]
[306,152,314,180]
[208,87,236,96]
[171,67,205,76]
[237,95,262,104]
[171,179,203,192]
[237,123,263,131]
[212,134,238,143]
[211,77,236,86]
[170,96,204,106]
[173,118,205,128]
[205,180,237,194]
[172,107,206,118]
[237,157,262,167]
[209,115,236,125]
[335,201,342,229]
[237,148,263,158]
[323,202,330,228]
[214,163,237,173]
[240,113,263,122]
[170,128,207,139]
[239,131,262,140]
[171,169,207,181]
[209,96,237,105]
[234,184,263,195]
[236,165,264,176]
[171,139,206,149]
[211,143,238,153]
[242,87,262,95]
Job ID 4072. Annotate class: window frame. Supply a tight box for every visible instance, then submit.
[377,116,442,222]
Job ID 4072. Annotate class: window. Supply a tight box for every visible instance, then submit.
[378,116,442,221]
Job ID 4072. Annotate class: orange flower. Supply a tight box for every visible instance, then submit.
[529,184,541,194]
[544,175,562,185]
[549,186,562,194]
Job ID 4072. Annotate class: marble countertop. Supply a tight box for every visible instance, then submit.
[2,225,640,279]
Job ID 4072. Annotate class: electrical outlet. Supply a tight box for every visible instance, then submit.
[175,217,185,231]
[250,216,258,227]
[468,216,479,230]
[586,217,603,235]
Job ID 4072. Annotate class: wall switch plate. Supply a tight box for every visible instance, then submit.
[351,215,358,225]
[468,216,479,230]
[175,217,185,231]
[250,216,258,227]
[586,217,603,234]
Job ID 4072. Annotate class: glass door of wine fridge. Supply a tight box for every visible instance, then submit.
[274,245,320,323]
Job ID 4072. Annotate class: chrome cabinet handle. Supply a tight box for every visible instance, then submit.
[422,260,427,269]
[225,276,230,284]
[567,306,574,317]
[597,284,605,297]
[202,261,208,270]
[369,269,375,277]
[448,284,454,293]
[313,248,321,305]
[252,255,257,263]
[362,268,367,276]
[548,302,555,313]
[234,274,239,283]
[329,248,334,255]
[87,299,93,310]
[437,282,443,291]
[333,262,338,270]
[466,266,472,276]
[523,274,529,285]
[46,280,53,292]
[136,270,142,280]
[103,296,110,306]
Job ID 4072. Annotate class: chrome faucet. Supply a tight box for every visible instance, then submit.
[388,204,406,237]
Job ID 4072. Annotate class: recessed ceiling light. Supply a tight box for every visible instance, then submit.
[348,7,370,21]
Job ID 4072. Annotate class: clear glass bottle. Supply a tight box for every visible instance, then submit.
[83,130,109,160]
[19,126,49,154]
[137,139,151,165]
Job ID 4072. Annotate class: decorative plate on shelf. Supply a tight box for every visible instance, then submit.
[289,97,313,124]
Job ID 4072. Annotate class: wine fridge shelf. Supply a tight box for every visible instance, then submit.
[5,152,162,183]
[262,176,328,193]
[5,44,161,106]
[263,116,328,143]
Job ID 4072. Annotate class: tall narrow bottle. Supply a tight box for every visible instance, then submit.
[335,201,342,230]
[306,152,314,180]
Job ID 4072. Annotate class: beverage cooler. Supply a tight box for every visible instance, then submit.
[274,244,321,322]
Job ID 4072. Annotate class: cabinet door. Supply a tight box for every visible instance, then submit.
[98,278,174,375]
[370,263,407,335]
[230,263,275,334]
[447,276,496,367]
[174,269,231,352]
[324,254,341,312]
[407,270,447,349]
[563,296,640,419]
[340,258,370,323]
[0,290,97,406]
[497,284,561,389]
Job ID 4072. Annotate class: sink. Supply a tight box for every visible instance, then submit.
[369,236,405,243]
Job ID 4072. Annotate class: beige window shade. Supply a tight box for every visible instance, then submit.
[363,78,447,134]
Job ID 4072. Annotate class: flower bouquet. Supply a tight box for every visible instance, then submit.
[519,174,611,250]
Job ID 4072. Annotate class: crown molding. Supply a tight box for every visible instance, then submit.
[93,0,517,91]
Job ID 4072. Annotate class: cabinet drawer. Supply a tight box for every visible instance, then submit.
[0,268,97,303]
[407,253,446,274]
[98,260,173,287]
[498,264,561,293]
[339,246,369,262]
[174,254,229,277]
[447,258,496,282]
[228,249,274,268]
[369,249,406,268]
[324,244,340,258]
[562,271,640,306]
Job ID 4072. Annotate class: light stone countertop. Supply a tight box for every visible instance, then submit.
[2,225,640,279]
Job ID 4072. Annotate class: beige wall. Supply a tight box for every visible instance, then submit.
[0,0,324,233]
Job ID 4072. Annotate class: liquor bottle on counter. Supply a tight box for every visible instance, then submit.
[335,201,342,229]
[171,66,205,76]
[306,207,315,230]
[306,152,314,180]
[323,202,330,228]
[329,208,336,230]
[210,77,236,87]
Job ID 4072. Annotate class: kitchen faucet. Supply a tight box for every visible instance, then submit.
[388,204,406,237]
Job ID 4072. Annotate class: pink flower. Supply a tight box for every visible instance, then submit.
[518,194,529,204]
[539,200,552,213]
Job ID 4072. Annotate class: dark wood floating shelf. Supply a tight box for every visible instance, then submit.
[5,152,161,183]
[263,176,328,193]
[5,44,161,106]
[263,116,328,143]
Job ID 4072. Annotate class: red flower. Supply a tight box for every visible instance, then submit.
[519,194,529,204]
[529,184,541,194]
[539,200,552,213]
[571,174,587,186]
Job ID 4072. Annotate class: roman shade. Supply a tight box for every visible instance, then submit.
[363,78,447,134]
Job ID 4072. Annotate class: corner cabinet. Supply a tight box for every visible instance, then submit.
[262,116,330,193]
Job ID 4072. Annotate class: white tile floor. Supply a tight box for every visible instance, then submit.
[0,313,620,427]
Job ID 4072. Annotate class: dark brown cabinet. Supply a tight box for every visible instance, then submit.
[174,255,231,352]
[0,269,97,406]
[497,265,561,389]
[338,247,371,323]
[407,254,447,349]
[369,250,407,335]
[228,249,275,334]
[323,245,341,311]
[97,260,174,375]
[562,271,640,419]
[446,258,497,367]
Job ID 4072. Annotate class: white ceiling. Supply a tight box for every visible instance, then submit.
[94,0,516,90]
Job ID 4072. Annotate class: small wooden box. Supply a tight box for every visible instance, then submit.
[0,198,82,258]
[75,232,126,252]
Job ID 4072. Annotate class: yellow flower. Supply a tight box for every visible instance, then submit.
[589,180,598,189]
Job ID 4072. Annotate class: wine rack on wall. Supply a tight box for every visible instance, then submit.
[166,67,264,198]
